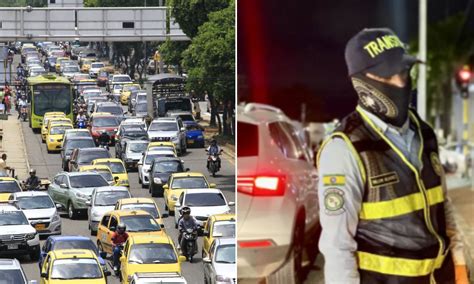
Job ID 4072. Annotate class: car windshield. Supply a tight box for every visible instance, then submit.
[178,115,194,122]
[137,95,147,102]
[186,193,226,206]
[127,142,148,153]
[215,244,236,264]
[128,243,177,264]
[64,66,79,72]
[213,222,236,237]
[125,85,140,92]
[91,63,104,68]
[77,150,110,164]
[154,161,182,173]
[95,191,130,206]
[0,181,21,193]
[92,117,119,127]
[65,139,95,154]
[149,122,178,131]
[0,211,29,225]
[121,204,159,218]
[171,177,208,189]
[93,170,113,182]
[113,85,123,90]
[145,153,174,164]
[51,259,102,279]
[114,76,131,82]
[53,240,98,254]
[95,162,125,174]
[50,126,72,135]
[98,72,108,77]
[69,175,109,188]
[123,130,147,140]
[83,91,102,97]
[186,124,202,131]
[17,196,54,209]
[74,74,89,80]
[136,103,147,112]
[98,106,123,115]
[121,215,160,232]
[65,131,90,139]
[0,269,25,283]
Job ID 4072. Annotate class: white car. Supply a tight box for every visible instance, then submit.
[237,103,320,282]
[138,149,177,187]
[203,238,236,284]
[29,66,47,77]
[174,189,235,228]
[89,62,105,78]
[120,117,147,129]
[87,187,131,235]
[130,272,187,284]
[110,74,133,90]
[0,204,40,260]
[147,118,187,155]
[0,258,31,284]
[439,142,474,176]
[61,65,81,80]
[10,192,62,236]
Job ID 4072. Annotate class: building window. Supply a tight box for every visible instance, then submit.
[122,22,134,29]
[50,0,56,3]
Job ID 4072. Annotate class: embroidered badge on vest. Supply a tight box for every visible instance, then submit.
[369,171,400,188]
[430,152,442,176]
[324,188,345,215]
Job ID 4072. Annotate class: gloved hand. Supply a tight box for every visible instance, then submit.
[455,265,469,284]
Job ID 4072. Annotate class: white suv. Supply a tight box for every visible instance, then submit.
[0,205,40,260]
[0,258,31,284]
[237,103,320,283]
[147,117,187,155]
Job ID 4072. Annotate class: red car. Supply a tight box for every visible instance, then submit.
[88,114,120,145]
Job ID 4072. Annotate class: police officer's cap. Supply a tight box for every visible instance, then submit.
[344,28,420,78]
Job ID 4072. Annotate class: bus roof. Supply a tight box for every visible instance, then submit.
[27,74,70,85]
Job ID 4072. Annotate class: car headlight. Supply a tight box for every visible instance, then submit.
[153,177,162,184]
[51,213,60,222]
[198,135,204,139]
[171,194,178,201]
[172,136,179,142]
[26,233,37,240]
[215,275,233,284]
[75,192,88,199]
[49,138,55,142]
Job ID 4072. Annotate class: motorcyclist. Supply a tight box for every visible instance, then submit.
[76,110,87,127]
[206,139,222,170]
[111,223,129,272]
[178,207,199,254]
[16,64,24,77]
[17,95,28,120]
[24,169,40,190]
[98,130,110,147]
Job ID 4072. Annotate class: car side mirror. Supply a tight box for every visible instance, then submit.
[40,272,48,278]
[160,224,165,228]
[163,185,168,190]
[86,200,91,206]
[209,183,216,188]
[59,183,68,189]
[203,257,212,263]
[228,201,235,206]
[185,168,190,172]
[180,127,185,131]
[99,251,107,259]
[104,271,112,277]
[178,255,187,263]
[55,203,63,209]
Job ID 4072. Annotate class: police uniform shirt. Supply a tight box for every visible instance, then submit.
[317,107,463,283]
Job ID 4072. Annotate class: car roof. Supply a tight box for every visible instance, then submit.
[94,186,128,193]
[0,259,22,270]
[171,172,205,178]
[79,165,111,171]
[65,129,90,133]
[62,171,103,177]
[97,102,121,107]
[110,209,151,217]
[211,213,236,222]
[50,249,96,259]
[214,237,235,247]
[92,158,123,163]
[50,123,73,129]
[0,177,17,182]
[184,188,221,195]
[153,157,181,163]
[119,197,155,205]
[238,102,291,125]
[49,235,93,242]
[65,137,94,141]
[129,234,173,245]
[127,140,148,144]
[147,150,175,155]
[152,117,178,122]
[12,191,49,197]
[78,147,108,153]
[149,142,174,147]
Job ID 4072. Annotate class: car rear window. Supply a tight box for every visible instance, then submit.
[237,122,258,157]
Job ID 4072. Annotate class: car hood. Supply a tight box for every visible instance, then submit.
[48,279,106,284]
[91,205,115,221]
[23,208,56,219]
[126,262,180,275]
[125,152,143,160]
[154,173,171,183]
[71,186,106,196]
[148,131,178,138]
[0,224,35,235]
[214,262,237,279]
[91,126,118,132]
[189,206,231,218]
[186,130,203,137]
[90,68,101,72]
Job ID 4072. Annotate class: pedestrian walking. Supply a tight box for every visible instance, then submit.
[317,28,468,284]
[0,154,14,177]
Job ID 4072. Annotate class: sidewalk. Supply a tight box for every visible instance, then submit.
[0,115,29,180]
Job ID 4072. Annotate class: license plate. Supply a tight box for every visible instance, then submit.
[188,139,194,144]
[35,224,46,230]
[7,244,18,250]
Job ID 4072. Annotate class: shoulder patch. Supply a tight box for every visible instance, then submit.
[322,175,346,186]
[324,188,345,215]
[430,152,442,176]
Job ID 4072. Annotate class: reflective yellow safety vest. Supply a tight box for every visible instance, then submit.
[325,107,454,283]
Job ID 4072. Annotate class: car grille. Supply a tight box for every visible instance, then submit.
[195,216,208,221]
[151,137,170,142]
[0,234,26,243]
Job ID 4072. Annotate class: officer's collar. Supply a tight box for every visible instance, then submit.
[358,106,410,136]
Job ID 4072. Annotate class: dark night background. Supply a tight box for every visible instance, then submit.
[237,0,474,122]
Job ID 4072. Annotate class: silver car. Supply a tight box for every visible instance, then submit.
[203,238,236,284]
[147,117,187,155]
[122,140,149,169]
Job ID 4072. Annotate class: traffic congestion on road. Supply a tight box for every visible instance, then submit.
[0,41,236,284]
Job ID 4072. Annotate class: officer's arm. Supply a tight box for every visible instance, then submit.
[318,137,364,284]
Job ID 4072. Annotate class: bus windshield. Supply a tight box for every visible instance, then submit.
[33,84,71,116]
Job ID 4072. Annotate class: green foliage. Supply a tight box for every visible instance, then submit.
[97,0,161,6]
[0,0,46,6]
[159,39,189,68]
[168,0,229,38]
[84,0,98,7]
[182,0,234,102]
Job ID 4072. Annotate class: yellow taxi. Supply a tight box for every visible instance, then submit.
[91,158,129,187]
[114,198,165,228]
[0,177,22,202]
[163,172,215,215]
[202,213,236,258]
[46,124,73,153]
[55,57,70,73]
[41,112,66,142]
[119,84,141,105]
[119,235,185,284]
[147,142,177,156]
[79,165,115,185]
[96,210,166,255]
[40,249,110,284]
[81,58,95,73]
[42,117,72,142]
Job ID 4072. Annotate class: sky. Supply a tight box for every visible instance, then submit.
[237,0,474,122]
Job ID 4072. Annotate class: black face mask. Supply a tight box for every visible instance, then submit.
[351,73,412,127]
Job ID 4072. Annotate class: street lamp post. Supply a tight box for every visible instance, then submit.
[417,0,427,121]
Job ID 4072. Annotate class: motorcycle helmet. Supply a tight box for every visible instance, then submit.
[29,169,36,176]
[117,223,126,232]
[181,207,191,215]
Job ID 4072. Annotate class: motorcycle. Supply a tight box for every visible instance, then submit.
[76,119,87,129]
[180,228,198,263]
[206,149,223,177]
[20,105,28,121]
[112,244,124,276]
[99,142,109,151]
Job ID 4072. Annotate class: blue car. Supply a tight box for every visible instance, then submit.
[39,236,107,271]
[185,121,205,148]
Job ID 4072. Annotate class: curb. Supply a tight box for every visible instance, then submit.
[18,119,30,171]
[197,119,235,160]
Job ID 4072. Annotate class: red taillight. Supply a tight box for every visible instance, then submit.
[238,239,275,248]
[237,176,285,196]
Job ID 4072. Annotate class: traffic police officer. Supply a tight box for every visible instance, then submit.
[317,28,468,283]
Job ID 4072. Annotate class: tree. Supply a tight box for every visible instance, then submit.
[182,0,235,135]
[159,39,189,74]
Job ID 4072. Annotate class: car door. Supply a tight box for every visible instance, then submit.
[104,215,118,252]
[204,241,216,282]
[120,240,130,280]
[55,175,70,206]
[202,217,213,257]
[177,119,186,145]
[48,175,60,203]
[40,254,51,284]
[39,239,51,268]
[88,189,97,220]
[164,176,173,206]
[97,214,111,253]
[68,149,78,172]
